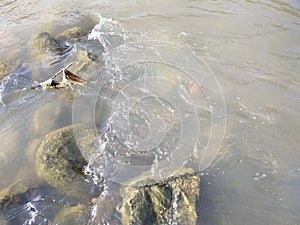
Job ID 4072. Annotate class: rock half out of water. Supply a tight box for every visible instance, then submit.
[120,168,200,225]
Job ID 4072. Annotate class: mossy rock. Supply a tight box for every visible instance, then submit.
[35,32,68,55]
[0,61,14,80]
[35,124,100,199]
[34,25,90,55]
[52,204,88,225]
[121,169,200,225]
[55,26,85,43]
[0,179,41,213]
[33,30,98,78]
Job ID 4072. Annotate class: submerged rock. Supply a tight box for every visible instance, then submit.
[31,25,88,66]
[120,169,200,225]
[70,46,99,74]
[0,61,15,80]
[0,179,41,213]
[55,26,85,43]
[35,125,101,199]
[31,27,99,83]
[34,26,88,55]
[52,204,88,225]
[34,23,91,56]
[35,32,67,55]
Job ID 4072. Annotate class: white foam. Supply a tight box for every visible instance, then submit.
[88,14,122,51]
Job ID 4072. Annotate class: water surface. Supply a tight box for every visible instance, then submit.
[0,0,299,224]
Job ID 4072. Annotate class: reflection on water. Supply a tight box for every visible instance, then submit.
[0,0,299,224]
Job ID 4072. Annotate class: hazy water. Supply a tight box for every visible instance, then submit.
[0,0,300,224]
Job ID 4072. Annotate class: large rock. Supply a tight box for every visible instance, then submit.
[120,169,200,225]
[35,125,101,199]
[30,18,95,67]
[0,179,41,214]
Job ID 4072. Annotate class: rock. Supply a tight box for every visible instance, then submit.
[52,204,88,225]
[0,61,14,80]
[34,23,92,56]
[31,28,99,81]
[56,27,85,43]
[34,26,89,56]
[69,46,99,74]
[34,32,67,55]
[120,169,200,225]
[0,179,41,213]
[0,178,67,225]
[35,125,101,199]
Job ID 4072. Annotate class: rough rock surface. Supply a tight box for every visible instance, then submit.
[35,125,100,199]
[121,169,200,225]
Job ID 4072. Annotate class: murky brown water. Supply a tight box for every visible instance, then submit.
[0,0,299,224]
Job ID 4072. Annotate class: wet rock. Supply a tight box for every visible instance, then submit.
[70,46,99,74]
[52,204,88,225]
[0,178,67,225]
[35,32,67,54]
[28,98,72,165]
[0,179,41,213]
[31,29,99,82]
[0,61,14,80]
[34,26,90,57]
[34,24,91,57]
[35,125,101,199]
[56,26,85,43]
[120,169,200,225]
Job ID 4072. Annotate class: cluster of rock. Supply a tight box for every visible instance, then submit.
[1,124,200,224]
[0,20,200,225]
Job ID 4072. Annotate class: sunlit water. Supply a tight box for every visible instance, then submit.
[0,0,299,224]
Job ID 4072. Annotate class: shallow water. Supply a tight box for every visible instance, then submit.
[0,0,300,224]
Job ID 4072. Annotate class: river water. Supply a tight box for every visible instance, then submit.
[0,0,299,224]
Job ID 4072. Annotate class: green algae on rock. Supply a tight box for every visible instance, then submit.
[55,26,85,43]
[35,125,100,199]
[0,179,41,213]
[0,61,15,80]
[120,169,200,225]
[35,32,67,55]
[34,26,88,56]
